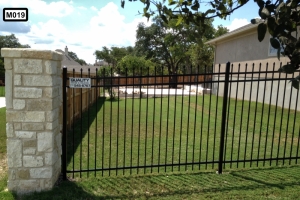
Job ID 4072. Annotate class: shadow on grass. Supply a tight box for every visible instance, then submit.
[66,97,106,167]
[17,165,300,199]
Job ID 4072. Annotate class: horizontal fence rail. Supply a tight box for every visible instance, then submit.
[62,63,300,179]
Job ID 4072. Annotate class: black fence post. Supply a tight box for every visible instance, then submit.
[62,66,67,180]
[218,62,230,174]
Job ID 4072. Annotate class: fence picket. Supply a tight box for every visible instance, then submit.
[62,63,300,179]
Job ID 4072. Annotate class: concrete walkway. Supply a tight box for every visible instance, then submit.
[0,97,5,108]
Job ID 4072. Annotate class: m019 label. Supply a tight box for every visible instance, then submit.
[3,8,28,22]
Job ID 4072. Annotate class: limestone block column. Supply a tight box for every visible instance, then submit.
[1,48,63,194]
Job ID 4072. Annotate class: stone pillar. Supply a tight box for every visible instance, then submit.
[1,48,63,194]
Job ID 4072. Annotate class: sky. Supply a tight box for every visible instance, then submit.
[0,0,259,64]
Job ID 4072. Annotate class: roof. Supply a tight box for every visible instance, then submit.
[206,22,259,45]
[55,49,101,74]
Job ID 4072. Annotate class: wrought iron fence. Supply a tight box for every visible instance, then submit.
[62,62,300,179]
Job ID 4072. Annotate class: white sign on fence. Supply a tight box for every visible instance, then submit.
[69,77,91,88]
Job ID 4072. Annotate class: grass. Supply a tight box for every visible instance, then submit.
[66,94,300,177]
[0,107,6,158]
[0,98,300,199]
[0,107,14,200]
[0,87,4,97]
[12,165,300,199]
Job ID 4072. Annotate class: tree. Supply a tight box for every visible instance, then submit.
[117,55,156,75]
[94,46,114,66]
[68,51,79,61]
[94,46,133,69]
[110,47,129,67]
[124,0,300,89]
[68,51,87,66]
[135,17,195,75]
[76,59,87,66]
[214,25,230,37]
[186,39,214,72]
[0,34,30,76]
[186,25,229,72]
[251,0,300,89]
[97,66,116,100]
[122,0,249,26]
[135,17,227,75]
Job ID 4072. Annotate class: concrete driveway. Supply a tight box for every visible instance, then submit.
[0,97,5,108]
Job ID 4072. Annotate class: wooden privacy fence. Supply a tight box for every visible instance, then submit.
[65,72,212,130]
[101,74,212,87]
[65,72,100,130]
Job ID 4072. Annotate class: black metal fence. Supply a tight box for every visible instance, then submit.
[62,62,300,179]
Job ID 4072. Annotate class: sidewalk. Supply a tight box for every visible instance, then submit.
[0,97,5,108]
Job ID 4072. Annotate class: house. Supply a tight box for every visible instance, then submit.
[206,23,300,110]
[55,46,101,75]
[206,22,293,72]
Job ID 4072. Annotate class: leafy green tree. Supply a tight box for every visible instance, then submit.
[123,0,249,25]
[186,25,229,71]
[251,0,300,88]
[124,0,300,89]
[117,55,156,75]
[0,34,30,76]
[68,51,87,66]
[68,51,79,60]
[186,40,214,72]
[94,46,114,66]
[76,59,87,66]
[135,17,226,75]
[135,17,195,75]
[214,25,230,37]
[97,66,116,100]
[110,47,129,67]
[94,46,134,69]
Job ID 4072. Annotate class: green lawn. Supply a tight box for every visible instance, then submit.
[0,99,300,199]
[13,165,300,200]
[0,87,4,97]
[0,107,13,199]
[0,107,6,158]
[66,94,300,177]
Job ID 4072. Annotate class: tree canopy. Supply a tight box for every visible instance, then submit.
[135,17,228,74]
[117,55,156,75]
[68,51,87,66]
[123,0,300,88]
[94,46,132,68]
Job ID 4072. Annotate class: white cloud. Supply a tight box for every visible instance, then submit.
[78,6,87,10]
[92,2,125,26]
[0,0,74,17]
[29,19,67,38]
[15,19,68,49]
[226,18,249,31]
[66,3,152,64]
[88,2,151,47]
[3,2,152,64]
[90,6,97,11]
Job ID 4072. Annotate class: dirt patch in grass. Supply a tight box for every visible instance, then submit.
[0,154,7,179]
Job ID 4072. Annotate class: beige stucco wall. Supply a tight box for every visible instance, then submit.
[214,32,290,76]
[1,48,63,194]
[209,26,300,110]
[214,74,300,111]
